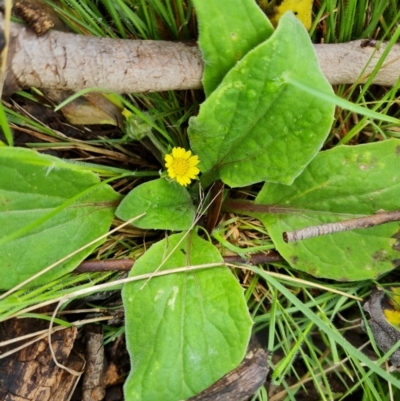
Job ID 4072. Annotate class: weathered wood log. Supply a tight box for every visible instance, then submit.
[1,16,400,96]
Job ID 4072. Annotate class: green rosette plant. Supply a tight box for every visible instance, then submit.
[2,1,400,400]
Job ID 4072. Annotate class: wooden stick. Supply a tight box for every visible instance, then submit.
[283,210,400,243]
[75,251,284,272]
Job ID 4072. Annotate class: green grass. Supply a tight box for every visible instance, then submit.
[2,0,400,400]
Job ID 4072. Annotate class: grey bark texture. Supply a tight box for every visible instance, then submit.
[187,347,269,401]
[2,19,400,96]
[2,20,203,95]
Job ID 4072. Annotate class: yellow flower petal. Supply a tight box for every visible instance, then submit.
[188,156,199,167]
[172,147,186,159]
[167,168,177,179]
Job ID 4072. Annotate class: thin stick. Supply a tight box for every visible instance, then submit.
[75,258,134,272]
[283,210,400,243]
[75,251,284,272]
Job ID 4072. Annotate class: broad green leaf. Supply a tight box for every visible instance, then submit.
[122,231,252,401]
[193,0,273,96]
[255,139,400,281]
[189,13,334,187]
[0,147,121,289]
[116,178,195,230]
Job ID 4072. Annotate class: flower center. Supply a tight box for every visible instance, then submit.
[173,159,189,176]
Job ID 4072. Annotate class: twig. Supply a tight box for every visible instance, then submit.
[283,210,400,243]
[75,251,284,272]
[75,258,134,272]
[223,251,283,265]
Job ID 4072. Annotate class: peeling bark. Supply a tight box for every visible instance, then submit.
[1,18,400,96]
[82,325,105,401]
[0,318,83,401]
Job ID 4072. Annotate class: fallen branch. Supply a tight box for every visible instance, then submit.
[2,18,400,96]
[2,19,203,95]
[283,210,400,242]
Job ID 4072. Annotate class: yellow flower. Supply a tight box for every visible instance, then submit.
[164,147,200,186]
